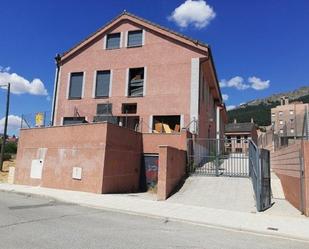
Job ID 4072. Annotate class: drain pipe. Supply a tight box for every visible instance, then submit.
[51,54,61,126]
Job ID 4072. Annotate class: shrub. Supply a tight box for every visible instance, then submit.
[3,153,11,161]
[4,142,17,154]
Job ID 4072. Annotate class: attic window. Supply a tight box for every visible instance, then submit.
[106,33,121,49]
[128,68,144,97]
[127,30,143,47]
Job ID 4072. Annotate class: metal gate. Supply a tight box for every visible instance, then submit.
[187,138,250,177]
[249,140,272,211]
[187,137,272,211]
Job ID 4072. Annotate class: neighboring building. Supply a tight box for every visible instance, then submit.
[271,96,308,138]
[14,12,226,195]
[224,120,258,154]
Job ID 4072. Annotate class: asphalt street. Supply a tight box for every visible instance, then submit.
[0,191,308,249]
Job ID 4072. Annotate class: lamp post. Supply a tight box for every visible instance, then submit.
[0,83,10,172]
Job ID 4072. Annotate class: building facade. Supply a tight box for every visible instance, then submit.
[51,11,226,138]
[14,12,226,195]
[224,121,258,154]
[271,97,308,138]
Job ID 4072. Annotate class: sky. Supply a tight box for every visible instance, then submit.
[0,0,309,134]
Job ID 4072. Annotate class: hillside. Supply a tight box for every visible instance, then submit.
[227,86,309,126]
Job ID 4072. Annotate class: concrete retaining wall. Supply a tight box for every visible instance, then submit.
[157,145,186,200]
[15,123,142,194]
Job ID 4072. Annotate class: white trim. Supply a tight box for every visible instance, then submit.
[124,31,128,48]
[120,32,123,48]
[109,70,113,97]
[142,29,145,46]
[66,72,71,100]
[61,117,64,126]
[81,71,86,98]
[190,58,200,134]
[92,71,97,98]
[143,66,147,96]
[51,66,58,125]
[103,35,107,49]
[149,115,153,133]
[53,66,62,126]
[180,114,184,129]
[125,68,129,96]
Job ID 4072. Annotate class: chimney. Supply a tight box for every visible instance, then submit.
[284,96,289,105]
[234,119,237,124]
[251,118,254,123]
[280,97,284,106]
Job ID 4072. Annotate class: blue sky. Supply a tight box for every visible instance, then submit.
[0,0,308,134]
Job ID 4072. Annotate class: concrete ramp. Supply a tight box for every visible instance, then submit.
[167,176,257,213]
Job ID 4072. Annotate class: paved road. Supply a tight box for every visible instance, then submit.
[0,192,308,249]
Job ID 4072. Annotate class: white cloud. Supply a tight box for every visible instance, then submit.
[222,94,229,101]
[0,67,48,96]
[220,76,250,90]
[248,76,270,90]
[226,105,236,111]
[220,76,270,91]
[0,115,22,134]
[169,0,216,29]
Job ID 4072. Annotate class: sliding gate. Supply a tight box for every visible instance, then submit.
[187,138,271,211]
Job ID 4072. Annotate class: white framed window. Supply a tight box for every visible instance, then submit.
[94,70,111,98]
[127,30,143,47]
[290,129,294,133]
[280,129,284,134]
[279,120,283,125]
[68,72,84,99]
[271,113,275,117]
[289,110,294,115]
[105,33,121,49]
[279,111,283,116]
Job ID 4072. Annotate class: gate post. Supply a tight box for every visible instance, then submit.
[216,139,219,176]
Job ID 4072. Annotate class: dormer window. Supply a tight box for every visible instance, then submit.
[127,30,143,47]
[106,33,121,49]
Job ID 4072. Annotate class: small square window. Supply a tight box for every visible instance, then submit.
[290,129,294,133]
[280,129,284,134]
[279,111,283,116]
[127,30,143,47]
[279,120,283,125]
[271,113,275,117]
[106,33,120,49]
[97,103,112,115]
[289,110,294,115]
[122,103,137,114]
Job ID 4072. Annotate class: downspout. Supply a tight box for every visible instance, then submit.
[51,54,61,126]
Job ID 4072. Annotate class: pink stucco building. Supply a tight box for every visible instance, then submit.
[14,12,226,196]
[51,11,226,137]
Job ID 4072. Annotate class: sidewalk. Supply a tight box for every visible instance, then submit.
[1,183,308,242]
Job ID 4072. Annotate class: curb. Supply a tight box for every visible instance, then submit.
[1,188,309,243]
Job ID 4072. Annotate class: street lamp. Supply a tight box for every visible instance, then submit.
[0,83,11,172]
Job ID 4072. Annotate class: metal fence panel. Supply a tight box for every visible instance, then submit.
[187,138,249,177]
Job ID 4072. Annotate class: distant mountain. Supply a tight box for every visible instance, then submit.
[227,86,309,126]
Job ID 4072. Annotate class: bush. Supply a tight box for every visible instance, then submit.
[4,142,17,154]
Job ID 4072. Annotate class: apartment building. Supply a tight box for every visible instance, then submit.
[271,97,308,138]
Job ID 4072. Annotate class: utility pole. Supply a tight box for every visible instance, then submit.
[0,83,11,172]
